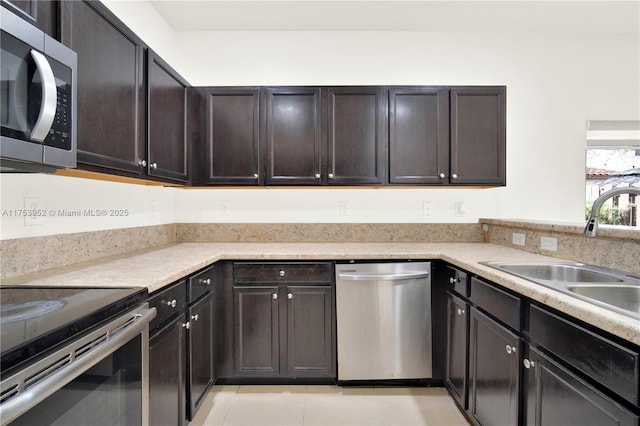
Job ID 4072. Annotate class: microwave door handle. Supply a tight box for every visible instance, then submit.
[29,50,57,142]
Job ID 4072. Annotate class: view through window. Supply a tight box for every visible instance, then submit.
[586,121,640,229]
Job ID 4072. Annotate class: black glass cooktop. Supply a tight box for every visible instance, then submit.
[0,286,147,374]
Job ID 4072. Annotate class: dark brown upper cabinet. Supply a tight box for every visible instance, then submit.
[264,87,322,185]
[202,87,261,185]
[450,86,506,185]
[2,0,58,38]
[60,0,146,175]
[325,86,387,185]
[147,49,189,182]
[388,87,450,185]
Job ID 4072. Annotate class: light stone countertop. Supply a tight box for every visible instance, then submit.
[2,242,638,346]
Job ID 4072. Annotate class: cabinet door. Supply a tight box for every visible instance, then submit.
[187,292,214,420]
[264,87,322,185]
[445,291,469,410]
[286,286,335,378]
[326,87,386,185]
[150,315,186,426]
[469,307,520,426]
[2,0,57,38]
[450,87,506,185]
[234,286,279,376]
[204,88,261,185]
[524,346,638,426]
[147,50,189,182]
[388,87,449,184]
[60,0,146,174]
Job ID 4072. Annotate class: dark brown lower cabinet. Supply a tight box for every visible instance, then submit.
[444,291,469,410]
[469,307,520,426]
[286,286,334,377]
[234,286,280,376]
[150,315,186,426]
[187,292,215,420]
[230,262,336,381]
[233,284,335,379]
[524,346,637,426]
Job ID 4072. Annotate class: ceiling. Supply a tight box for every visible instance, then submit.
[148,1,640,33]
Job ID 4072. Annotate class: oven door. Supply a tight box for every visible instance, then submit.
[0,306,155,426]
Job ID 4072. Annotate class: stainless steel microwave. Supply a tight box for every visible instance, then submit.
[1,7,77,172]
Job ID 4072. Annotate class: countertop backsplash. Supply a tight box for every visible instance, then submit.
[2,220,638,279]
[481,219,640,277]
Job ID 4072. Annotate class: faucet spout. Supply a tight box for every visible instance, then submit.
[584,186,640,237]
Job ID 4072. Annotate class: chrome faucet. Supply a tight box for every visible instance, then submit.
[584,186,640,237]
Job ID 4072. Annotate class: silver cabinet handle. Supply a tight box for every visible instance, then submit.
[272,293,278,300]
[523,359,535,369]
[452,173,458,179]
[338,271,429,281]
[315,173,321,179]
[457,308,465,316]
[328,173,334,179]
[165,299,177,308]
[200,278,211,285]
[279,270,285,277]
[253,173,259,179]
[29,50,57,141]
[287,293,293,300]
[439,173,446,179]
[449,277,455,284]
[191,314,199,322]
[138,159,147,167]
[150,162,158,169]
[182,322,190,329]
[505,345,516,355]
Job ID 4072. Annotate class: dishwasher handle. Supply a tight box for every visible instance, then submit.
[337,271,429,281]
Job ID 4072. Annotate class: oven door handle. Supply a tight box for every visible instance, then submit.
[0,306,156,426]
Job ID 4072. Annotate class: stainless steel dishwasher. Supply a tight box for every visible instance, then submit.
[335,262,432,382]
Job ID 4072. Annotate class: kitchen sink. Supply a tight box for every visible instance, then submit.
[567,284,640,315]
[482,261,640,319]
[495,263,623,283]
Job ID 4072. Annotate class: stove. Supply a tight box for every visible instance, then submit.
[0,286,147,375]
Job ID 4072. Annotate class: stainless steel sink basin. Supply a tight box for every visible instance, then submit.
[496,264,623,283]
[567,285,640,315]
[482,261,640,319]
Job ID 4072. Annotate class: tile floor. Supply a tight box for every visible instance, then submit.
[190,385,471,426]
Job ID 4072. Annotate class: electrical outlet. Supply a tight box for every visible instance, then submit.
[512,232,526,246]
[540,236,558,252]
[423,201,431,216]
[24,197,44,226]
[455,202,467,217]
[339,200,350,216]
[220,200,230,215]
[148,200,158,217]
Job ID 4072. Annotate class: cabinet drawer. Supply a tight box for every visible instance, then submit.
[234,262,333,284]
[189,265,215,303]
[445,265,469,297]
[529,304,640,406]
[470,277,521,331]
[149,280,187,331]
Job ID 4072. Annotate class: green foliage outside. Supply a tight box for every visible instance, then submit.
[585,202,637,226]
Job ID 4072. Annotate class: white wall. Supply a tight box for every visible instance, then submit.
[2,2,638,239]
[0,174,174,239]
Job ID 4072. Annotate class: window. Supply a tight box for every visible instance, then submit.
[586,121,640,228]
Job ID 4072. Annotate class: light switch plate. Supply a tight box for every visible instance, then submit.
[540,236,558,252]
